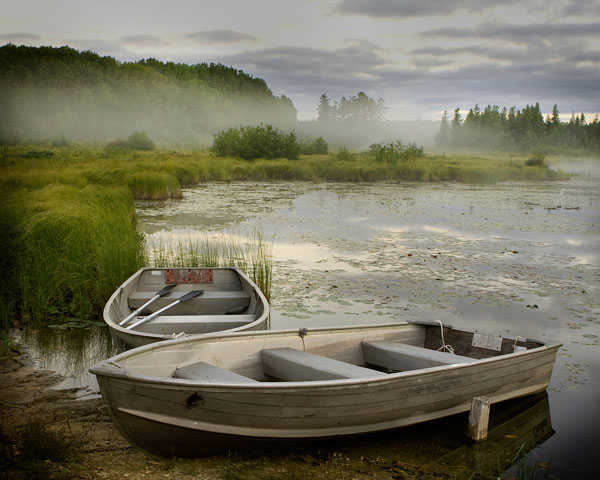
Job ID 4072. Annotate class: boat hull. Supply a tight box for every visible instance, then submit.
[91,323,561,457]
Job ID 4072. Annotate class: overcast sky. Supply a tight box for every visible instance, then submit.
[1,0,599,121]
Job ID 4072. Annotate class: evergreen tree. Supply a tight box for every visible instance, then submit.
[317,93,333,122]
[435,110,450,146]
[551,104,560,125]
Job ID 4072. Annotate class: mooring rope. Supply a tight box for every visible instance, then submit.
[435,319,454,354]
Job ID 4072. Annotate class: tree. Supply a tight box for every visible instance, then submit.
[435,110,450,146]
[551,104,560,125]
[316,92,386,123]
[317,94,334,122]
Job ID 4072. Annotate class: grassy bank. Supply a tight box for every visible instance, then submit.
[0,145,571,329]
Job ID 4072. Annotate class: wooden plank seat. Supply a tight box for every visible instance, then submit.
[134,314,256,334]
[261,347,384,381]
[173,361,258,384]
[128,290,251,315]
[361,341,475,371]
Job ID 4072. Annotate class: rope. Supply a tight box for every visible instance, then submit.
[513,336,522,351]
[435,319,454,354]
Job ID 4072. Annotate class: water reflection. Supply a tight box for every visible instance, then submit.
[16,325,114,398]
[273,393,554,479]
[16,176,600,476]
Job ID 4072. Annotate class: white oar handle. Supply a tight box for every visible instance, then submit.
[119,284,177,326]
[119,293,159,326]
[125,290,204,330]
[126,300,181,329]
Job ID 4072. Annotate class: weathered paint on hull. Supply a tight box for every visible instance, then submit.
[95,344,558,457]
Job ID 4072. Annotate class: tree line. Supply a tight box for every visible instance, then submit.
[436,103,600,151]
[317,92,386,123]
[0,44,297,144]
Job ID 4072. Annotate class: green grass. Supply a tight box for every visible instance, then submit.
[148,231,273,301]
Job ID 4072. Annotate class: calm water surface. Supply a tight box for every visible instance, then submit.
[27,175,600,478]
[137,177,600,478]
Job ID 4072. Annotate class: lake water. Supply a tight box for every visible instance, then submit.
[26,175,600,478]
[137,177,600,478]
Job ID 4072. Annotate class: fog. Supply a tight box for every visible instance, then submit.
[296,119,439,150]
[0,84,439,150]
[0,84,303,148]
[552,158,600,176]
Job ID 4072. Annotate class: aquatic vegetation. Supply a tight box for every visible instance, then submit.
[0,144,573,330]
[0,159,145,328]
[125,171,182,199]
[147,231,273,301]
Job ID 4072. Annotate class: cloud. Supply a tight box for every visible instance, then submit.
[562,0,600,16]
[335,0,519,18]
[0,33,42,44]
[119,34,165,48]
[420,21,600,45]
[183,30,259,45]
[220,42,398,95]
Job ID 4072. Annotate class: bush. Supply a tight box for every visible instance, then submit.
[211,124,300,160]
[300,136,329,155]
[107,131,155,151]
[335,146,356,161]
[525,152,547,167]
[369,141,424,164]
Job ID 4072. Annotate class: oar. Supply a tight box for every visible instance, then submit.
[119,284,177,326]
[126,290,204,330]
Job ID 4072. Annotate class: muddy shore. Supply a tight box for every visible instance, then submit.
[0,346,469,480]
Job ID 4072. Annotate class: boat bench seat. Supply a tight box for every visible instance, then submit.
[128,290,251,315]
[173,361,258,384]
[135,314,256,335]
[361,341,475,371]
[261,347,384,381]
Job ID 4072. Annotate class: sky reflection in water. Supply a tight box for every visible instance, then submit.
[138,177,600,476]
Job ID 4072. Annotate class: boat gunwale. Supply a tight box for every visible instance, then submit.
[90,322,562,390]
[104,266,270,341]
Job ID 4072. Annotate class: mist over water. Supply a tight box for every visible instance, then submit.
[0,45,443,148]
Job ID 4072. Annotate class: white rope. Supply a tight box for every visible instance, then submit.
[172,331,187,339]
[435,319,454,354]
[513,336,522,351]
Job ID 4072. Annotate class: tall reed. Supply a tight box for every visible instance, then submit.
[2,183,144,327]
[146,231,273,301]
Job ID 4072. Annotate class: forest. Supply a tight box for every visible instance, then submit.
[0,44,297,144]
[2,45,599,153]
[436,103,600,151]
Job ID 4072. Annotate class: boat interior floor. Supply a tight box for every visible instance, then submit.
[172,341,478,383]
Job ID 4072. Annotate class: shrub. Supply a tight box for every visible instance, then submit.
[211,124,300,160]
[51,134,71,147]
[369,141,424,164]
[107,131,155,151]
[335,146,356,161]
[525,152,547,167]
[300,136,329,155]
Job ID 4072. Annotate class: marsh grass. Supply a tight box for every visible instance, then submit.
[1,180,144,327]
[125,171,182,199]
[148,231,273,301]
[0,145,570,330]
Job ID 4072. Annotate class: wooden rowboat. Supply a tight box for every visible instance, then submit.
[90,321,560,457]
[104,267,269,352]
